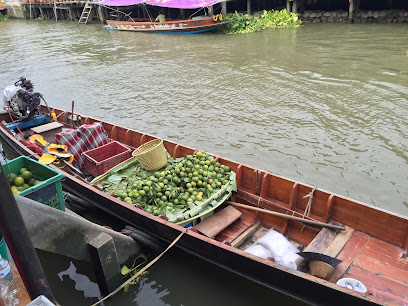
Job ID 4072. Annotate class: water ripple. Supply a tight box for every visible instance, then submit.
[0,20,407,215]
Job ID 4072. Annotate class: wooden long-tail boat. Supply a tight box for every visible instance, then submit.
[105,17,230,34]
[102,0,230,34]
[1,105,407,306]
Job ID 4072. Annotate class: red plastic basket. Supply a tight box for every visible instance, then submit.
[83,141,131,177]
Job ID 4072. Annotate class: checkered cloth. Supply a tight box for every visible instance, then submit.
[56,122,109,169]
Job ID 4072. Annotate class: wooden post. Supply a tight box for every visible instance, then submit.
[89,233,122,295]
[97,5,105,22]
[39,7,44,19]
[68,7,73,21]
[348,0,354,23]
[292,0,297,13]
[53,0,58,22]
[180,8,185,18]
[286,0,291,12]
[247,0,251,14]
[221,1,227,15]
[208,5,213,16]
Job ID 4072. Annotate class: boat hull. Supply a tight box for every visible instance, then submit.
[105,17,230,33]
[0,108,405,306]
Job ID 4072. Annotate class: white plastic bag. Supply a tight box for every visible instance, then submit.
[244,244,272,259]
[257,229,299,269]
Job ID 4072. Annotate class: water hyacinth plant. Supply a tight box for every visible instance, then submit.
[0,14,9,21]
[219,9,302,34]
[121,254,149,292]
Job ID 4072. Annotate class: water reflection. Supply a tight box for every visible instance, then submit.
[58,262,101,300]
[133,279,170,306]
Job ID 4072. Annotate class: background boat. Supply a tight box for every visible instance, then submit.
[102,0,229,33]
[105,17,230,33]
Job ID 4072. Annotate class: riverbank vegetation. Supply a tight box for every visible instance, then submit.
[0,14,9,21]
[219,9,302,34]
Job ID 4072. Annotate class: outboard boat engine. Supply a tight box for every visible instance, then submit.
[2,77,42,119]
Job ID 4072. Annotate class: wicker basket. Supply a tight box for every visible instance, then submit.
[309,261,334,280]
[132,139,168,171]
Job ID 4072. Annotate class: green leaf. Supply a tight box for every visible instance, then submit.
[121,265,132,276]
[107,174,123,185]
[187,202,197,210]
[165,209,176,221]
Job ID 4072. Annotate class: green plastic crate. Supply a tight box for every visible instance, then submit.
[2,156,65,211]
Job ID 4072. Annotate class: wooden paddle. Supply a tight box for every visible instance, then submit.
[225,201,345,231]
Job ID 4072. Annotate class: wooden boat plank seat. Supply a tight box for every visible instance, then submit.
[323,225,355,258]
[235,225,271,251]
[30,121,63,134]
[215,220,249,245]
[332,232,408,304]
[296,221,353,272]
[230,220,262,248]
[194,205,242,239]
[30,121,63,143]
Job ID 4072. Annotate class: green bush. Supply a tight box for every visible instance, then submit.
[219,9,302,34]
[0,14,9,21]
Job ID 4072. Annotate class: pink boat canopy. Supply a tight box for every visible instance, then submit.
[100,0,224,8]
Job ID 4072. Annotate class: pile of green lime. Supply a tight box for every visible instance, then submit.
[6,168,42,194]
[97,151,233,218]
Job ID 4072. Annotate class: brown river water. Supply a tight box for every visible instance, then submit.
[1,19,407,305]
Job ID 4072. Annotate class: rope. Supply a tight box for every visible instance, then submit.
[302,186,316,219]
[301,186,317,231]
[91,229,186,306]
[189,6,205,19]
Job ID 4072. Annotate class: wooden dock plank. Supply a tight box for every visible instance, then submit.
[328,231,370,283]
[346,266,408,305]
[353,254,408,286]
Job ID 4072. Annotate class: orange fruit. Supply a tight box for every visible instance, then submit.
[14,176,25,187]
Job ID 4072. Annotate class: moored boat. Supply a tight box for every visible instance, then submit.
[1,102,407,305]
[102,0,230,34]
[105,17,230,34]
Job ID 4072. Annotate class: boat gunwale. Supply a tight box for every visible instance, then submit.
[106,16,217,26]
[105,18,231,32]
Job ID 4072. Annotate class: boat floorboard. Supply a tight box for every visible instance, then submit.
[11,263,31,305]
[215,220,248,244]
[332,231,408,305]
